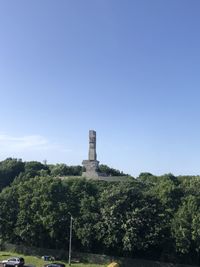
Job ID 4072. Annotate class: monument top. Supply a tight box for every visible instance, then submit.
[89,130,97,161]
[82,130,100,179]
[89,129,96,134]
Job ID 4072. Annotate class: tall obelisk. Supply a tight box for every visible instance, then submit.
[82,130,100,179]
[89,130,97,161]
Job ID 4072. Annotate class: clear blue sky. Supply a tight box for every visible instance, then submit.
[0,0,200,177]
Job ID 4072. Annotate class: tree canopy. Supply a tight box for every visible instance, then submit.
[0,158,200,265]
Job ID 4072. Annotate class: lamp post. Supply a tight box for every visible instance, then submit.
[68,213,73,266]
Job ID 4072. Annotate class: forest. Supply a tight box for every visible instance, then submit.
[0,158,200,265]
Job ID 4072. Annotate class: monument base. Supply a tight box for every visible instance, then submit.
[82,160,100,179]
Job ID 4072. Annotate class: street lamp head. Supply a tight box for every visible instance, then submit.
[68,212,74,220]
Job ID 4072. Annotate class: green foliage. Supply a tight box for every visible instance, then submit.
[24,161,50,177]
[0,158,24,191]
[172,195,200,256]
[2,158,200,264]
[49,164,82,177]
[13,176,72,248]
[0,186,19,242]
[98,164,128,176]
[96,181,167,255]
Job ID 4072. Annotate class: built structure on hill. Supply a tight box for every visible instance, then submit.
[82,130,130,181]
[82,130,101,179]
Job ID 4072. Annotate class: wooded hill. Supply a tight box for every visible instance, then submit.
[0,158,200,265]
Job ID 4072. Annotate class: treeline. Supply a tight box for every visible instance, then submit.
[0,158,127,191]
[0,159,200,265]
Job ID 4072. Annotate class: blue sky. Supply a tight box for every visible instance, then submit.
[0,0,200,176]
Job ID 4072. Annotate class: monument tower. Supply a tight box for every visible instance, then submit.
[89,130,97,161]
[82,130,100,179]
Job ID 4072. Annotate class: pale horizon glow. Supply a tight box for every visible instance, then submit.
[0,133,73,164]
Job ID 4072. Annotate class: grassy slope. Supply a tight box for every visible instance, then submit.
[1,250,198,267]
[0,251,106,267]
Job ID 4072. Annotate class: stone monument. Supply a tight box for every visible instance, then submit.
[82,130,100,179]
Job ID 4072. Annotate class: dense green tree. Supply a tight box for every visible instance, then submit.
[2,162,200,265]
[0,185,19,242]
[151,175,181,209]
[14,176,72,248]
[73,195,100,251]
[0,158,25,191]
[24,161,50,177]
[49,164,82,176]
[98,164,128,176]
[172,195,200,257]
[96,181,167,256]
[178,175,200,196]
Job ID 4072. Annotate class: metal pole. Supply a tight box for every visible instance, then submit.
[68,215,73,266]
